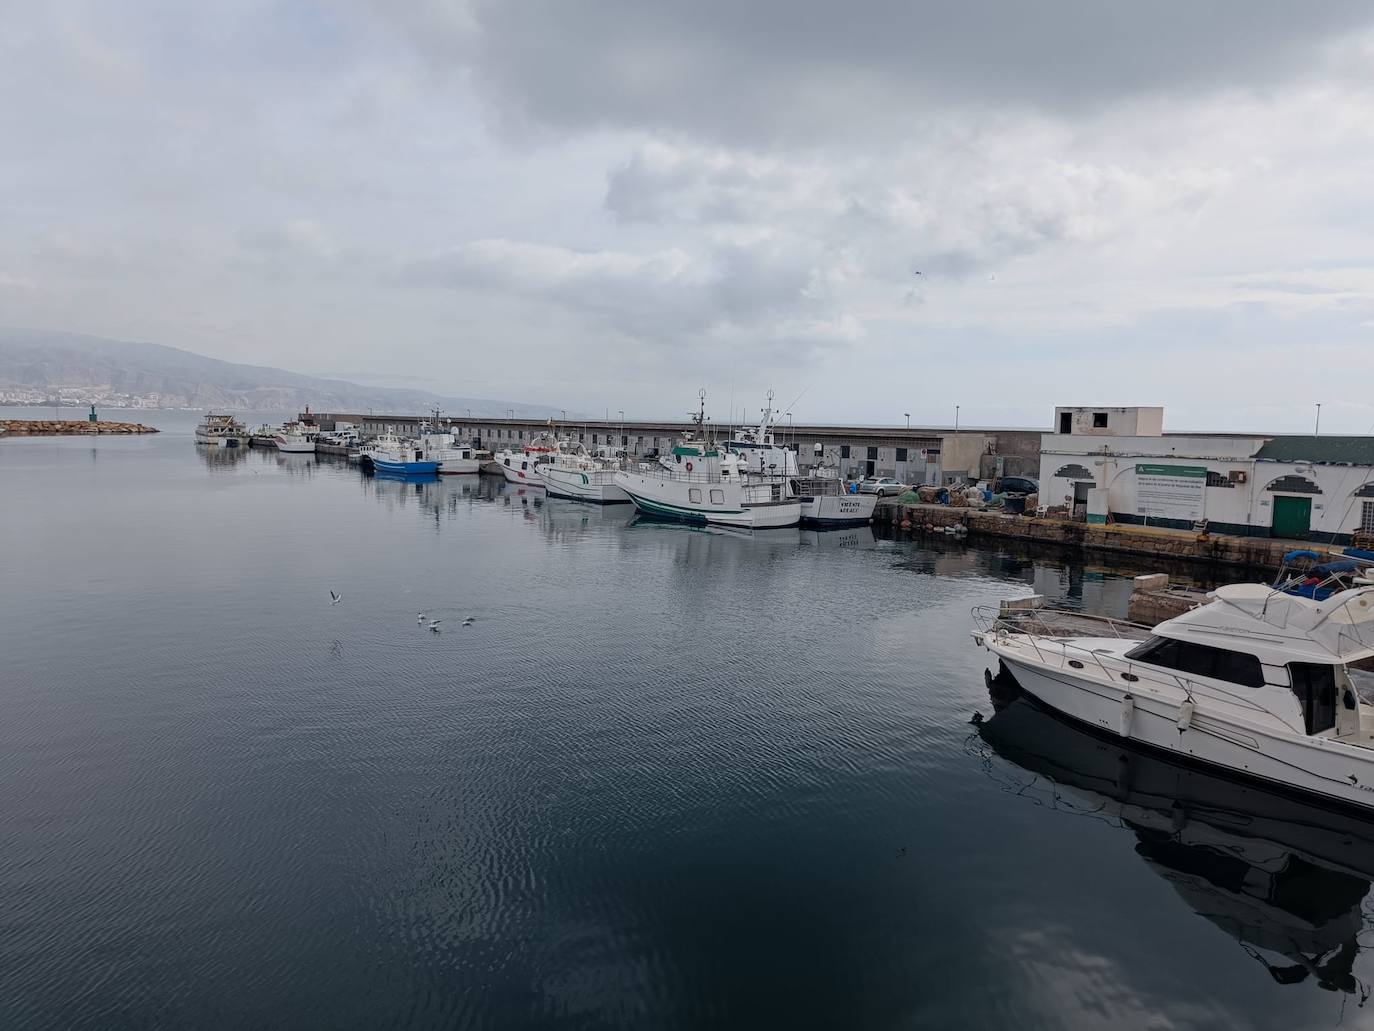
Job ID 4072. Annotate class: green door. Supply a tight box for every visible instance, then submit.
[1272,495,1312,539]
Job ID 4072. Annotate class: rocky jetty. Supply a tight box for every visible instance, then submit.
[0,419,159,435]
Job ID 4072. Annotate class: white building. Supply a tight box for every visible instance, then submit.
[1039,406,1374,544]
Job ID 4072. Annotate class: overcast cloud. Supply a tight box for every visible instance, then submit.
[2,1,1373,429]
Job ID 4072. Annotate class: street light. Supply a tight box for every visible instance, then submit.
[1315,403,1322,435]
[954,405,960,434]
[561,408,567,422]
[618,409,625,448]
[904,412,910,429]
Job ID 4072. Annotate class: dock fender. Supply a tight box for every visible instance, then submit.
[1120,693,1135,738]
[1176,699,1196,733]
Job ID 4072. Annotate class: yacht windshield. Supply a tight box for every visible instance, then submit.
[1124,636,1265,688]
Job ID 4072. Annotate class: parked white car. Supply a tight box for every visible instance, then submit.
[858,476,909,497]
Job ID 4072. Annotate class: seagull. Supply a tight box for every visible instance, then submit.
[912,270,922,276]
[329,590,342,605]
[428,620,443,632]
[418,612,425,624]
[462,617,474,626]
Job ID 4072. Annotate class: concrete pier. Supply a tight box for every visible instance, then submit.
[878,500,1332,572]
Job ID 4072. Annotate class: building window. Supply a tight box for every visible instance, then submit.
[896,447,908,462]
[841,445,850,459]
[1059,412,1073,434]
[1205,471,1235,488]
[1363,501,1374,533]
[1092,412,1108,428]
[866,446,878,460]
[1125,637,1264,688]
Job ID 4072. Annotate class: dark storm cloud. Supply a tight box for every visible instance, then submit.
[390,0,1374,140]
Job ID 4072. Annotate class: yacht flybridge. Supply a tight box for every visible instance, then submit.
[974,559,1374,809]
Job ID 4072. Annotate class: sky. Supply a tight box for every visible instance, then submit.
[3,1,1374,431]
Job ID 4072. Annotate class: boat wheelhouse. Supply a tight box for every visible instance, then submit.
[194,412,249,447]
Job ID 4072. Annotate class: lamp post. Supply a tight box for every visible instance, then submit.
[954,405,960,434]
[618,409,625,450]
[904,412,910,429]
[1315,403,1322,435]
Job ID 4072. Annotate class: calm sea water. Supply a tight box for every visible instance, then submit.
[3,410,1373,1030]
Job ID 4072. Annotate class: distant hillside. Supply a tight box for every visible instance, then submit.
[0,328,560,416]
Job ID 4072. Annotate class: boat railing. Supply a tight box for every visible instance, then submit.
[971,604,1277,718]
[630,462,751,486]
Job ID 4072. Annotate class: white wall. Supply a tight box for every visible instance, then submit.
[1036,431,1374,537]
[1053,406,1165,437]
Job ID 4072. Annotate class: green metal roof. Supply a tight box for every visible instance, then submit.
[1254,435,1374,465]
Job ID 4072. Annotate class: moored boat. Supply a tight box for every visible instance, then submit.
[370,440,439,475]
[496,433,560,485]
[539,445,631,503]
[795,474,877,527]
[615,394,801,529]
[194,412,249,447]
[274,420,318,453]
[418,431,481,474]
[973,557,1374,811]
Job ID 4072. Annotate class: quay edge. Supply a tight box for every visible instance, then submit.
[878,500,1335,572]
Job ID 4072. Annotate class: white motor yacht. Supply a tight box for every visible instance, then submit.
[973,558,1374,810]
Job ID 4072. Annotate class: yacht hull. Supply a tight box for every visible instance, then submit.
[274,438,316,453]
[989,641,1374,812]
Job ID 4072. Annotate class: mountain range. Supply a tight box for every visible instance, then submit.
[0,328,557,416]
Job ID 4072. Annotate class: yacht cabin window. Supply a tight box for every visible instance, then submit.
[1124,636,1265,688]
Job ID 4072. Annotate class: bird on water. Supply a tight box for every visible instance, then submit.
[329,590,342,605]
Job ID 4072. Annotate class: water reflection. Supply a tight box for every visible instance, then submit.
[974,673,1374,1001]
[195,445,250,472]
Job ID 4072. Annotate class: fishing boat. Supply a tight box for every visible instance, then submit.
[496,433,560,485]
[794,470,877,527]
[370,439,438,475]
[973,556,1374,811]
[273,420,318,453]
[418,430,481,474]
[539,445,631,503]
[615,394,801,529]
[194,412,249,447]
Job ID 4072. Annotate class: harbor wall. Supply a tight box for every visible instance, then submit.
[878,501,1324,572]
[0,419,158,435]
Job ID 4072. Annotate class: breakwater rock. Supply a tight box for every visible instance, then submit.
[0,419,160,436]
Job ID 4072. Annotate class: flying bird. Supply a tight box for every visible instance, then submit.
[912,270,922,276]
[329,590,342,605]
[428,619,443,630]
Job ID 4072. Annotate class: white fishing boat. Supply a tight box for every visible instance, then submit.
[615,394,801,529]
[194,412,249,447]
[539,445,631,503]
[350,430,403,465]
[414,430,481,475]
[794,471,877,528]
[496,433,560,485]
[973,557,1374,810]
[273,420,318,453]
